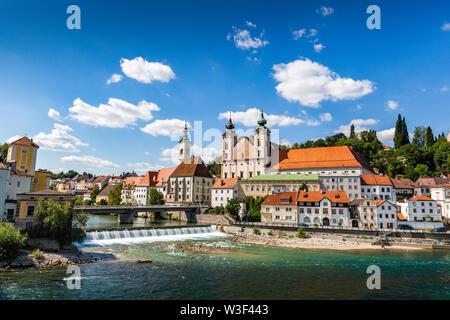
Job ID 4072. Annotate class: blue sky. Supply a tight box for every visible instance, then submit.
[0,0,449,175]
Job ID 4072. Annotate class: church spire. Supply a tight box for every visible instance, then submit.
[226,111,235,130]
[257,105,267,128]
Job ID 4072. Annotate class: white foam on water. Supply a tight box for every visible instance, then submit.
[79,226,229,247]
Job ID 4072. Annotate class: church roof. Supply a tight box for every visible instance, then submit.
[274,146,373,171]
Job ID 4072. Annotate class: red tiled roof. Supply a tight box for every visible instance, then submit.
[123,176,143,188]
[274,146,372,171]
[415,177,450,187]
[409,195,434,201]
[212,178,238,189]
[262,192,298,206]
[297,190,349,203]
[360,174,392,186]
[10,137,39,148]
[391,178,415,189]
[93,175,109,183]
[155,167,177,187]
[171,157,212,178]
[136,171,158,187]
[397,212,406,221]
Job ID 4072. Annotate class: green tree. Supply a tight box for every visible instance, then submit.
[34,199,88,245]
[349,124,357,139]
[91,184,100,203]
[207,157,222,177]
[414,164,431,178]
[412,126,426,148]
[0,221,27,260]
[147,188,164,205]
[109,183,123,205]
[394,114,404,149]
[0,143,9,163]
[245,196,267,222]
[225,198,240,219]
[401,116,410,146]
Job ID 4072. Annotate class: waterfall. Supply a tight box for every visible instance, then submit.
[81,225,227,246]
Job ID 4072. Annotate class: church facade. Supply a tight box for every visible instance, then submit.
[221,108,279,179]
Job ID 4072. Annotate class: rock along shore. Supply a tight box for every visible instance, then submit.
[0,247,102,271]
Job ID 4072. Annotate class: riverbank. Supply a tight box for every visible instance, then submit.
[0,247,111,271]
[226,232,429,251]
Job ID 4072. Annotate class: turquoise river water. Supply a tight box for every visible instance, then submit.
[0,215,449,300]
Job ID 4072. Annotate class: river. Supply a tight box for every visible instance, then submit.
[0,214,448,300]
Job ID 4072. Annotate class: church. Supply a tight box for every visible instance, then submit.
[221,107,279,179]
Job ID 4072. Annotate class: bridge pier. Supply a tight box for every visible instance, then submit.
[118,213,134,224]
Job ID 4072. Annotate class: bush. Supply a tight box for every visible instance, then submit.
[0,222,27,260]
[297,227,306,239]
[267,231,273,236]
[35,199,88,246]
[31,248,44,260]
[253,228,261,235]
[225,199,240,219]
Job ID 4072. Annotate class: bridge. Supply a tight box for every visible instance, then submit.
[73,204,202,224]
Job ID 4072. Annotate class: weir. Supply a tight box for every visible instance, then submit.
[82,225,227,246]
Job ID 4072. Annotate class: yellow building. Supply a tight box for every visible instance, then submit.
[239,173,320,199]
[31,170,52,191]
[260,192,299,225]
[15,189,75,231]
[7,137,39,175]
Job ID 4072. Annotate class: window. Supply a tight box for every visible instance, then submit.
[17,181,20,188]
[27,206,35,217]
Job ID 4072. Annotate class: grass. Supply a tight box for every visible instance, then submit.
[31,248,45,260]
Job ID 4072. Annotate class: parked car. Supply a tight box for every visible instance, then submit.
[398,224,414,230]
[432,227,447,233]
[298,223,309,227]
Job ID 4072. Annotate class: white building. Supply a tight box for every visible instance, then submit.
[398,195,443,229]
[430,184,450,219]
[155,167,176,200]
[297,190,350,227]
[211,178,238,208]
[360,174,396,202]
[221,108,278,179]
[134,171,159,205]
[351,199,398,230]
[4,165,33,221]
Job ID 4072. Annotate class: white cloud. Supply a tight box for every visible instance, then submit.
[246,21,256,28]
[144,151,150,155]
[441,21,450,31]
[313,43,325,53]
[218,108,304,127]
[61,155,120,168]
[377,127,395,144]
[120,57,175,84]
[319,112,333,122]
[48,108,62,121]
[356,104,362,110]
[141,119,190,140]
[335,118,379,136]
[317,6,334,16]
[69,97,160,128]
[106,73,123,85]
[127,162,164,174]
[33,124,88,152]
[280,139,291,146]
[386,100,399,110]
[306,119,320,127]
[441,86,449,92]
[6,135,22,143]
[161,144,221,164]
[307,29,318,37]
[293,29,306,40]
[272,58,375,107]
[228,26,269,51]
